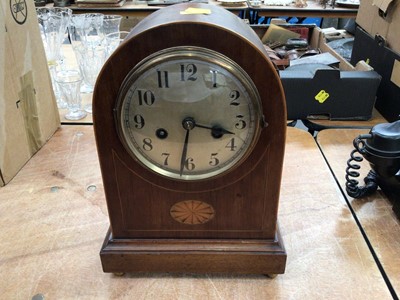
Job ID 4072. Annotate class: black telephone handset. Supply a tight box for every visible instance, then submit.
[345,120,400,218]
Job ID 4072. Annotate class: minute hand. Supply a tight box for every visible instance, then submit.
[179,129,190,177]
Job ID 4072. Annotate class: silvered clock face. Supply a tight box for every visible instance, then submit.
[115,46,262,181]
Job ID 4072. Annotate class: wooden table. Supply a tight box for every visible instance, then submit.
[253,0,358,19]
[56,0,357,20]
[0,125,397,299]
[64,0,247,17]
[317,128,400,298]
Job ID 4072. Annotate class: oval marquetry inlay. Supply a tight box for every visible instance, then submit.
[170,200,215,225]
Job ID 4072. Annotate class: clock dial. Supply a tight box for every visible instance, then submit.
[116,47,262,180]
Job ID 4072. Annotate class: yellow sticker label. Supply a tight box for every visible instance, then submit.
[315,90,330,103]
[180,8,211,15]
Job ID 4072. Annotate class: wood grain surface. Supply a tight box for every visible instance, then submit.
[317,128,400,298]
[94,3,287,273]
[0,126,394,299]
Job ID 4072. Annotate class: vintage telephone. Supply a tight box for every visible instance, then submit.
[345,120,400,218]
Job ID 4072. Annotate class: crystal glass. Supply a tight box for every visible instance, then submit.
[69,13,106,95]
[48,65,67,108]
[82,13,105,47]
[105,31,129,58]
[55,70,87,120]
[75,44,107,91]
[68,14,85,41]
[37,7,72,109]
[103,15,123,36]
[68,14,105,50]
[36,7,72,63]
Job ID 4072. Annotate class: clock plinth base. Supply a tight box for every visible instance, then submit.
[100,229,286,275]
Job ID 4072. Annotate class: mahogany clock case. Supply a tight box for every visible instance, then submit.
[93,3,287,274]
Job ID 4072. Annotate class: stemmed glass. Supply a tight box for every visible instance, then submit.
[68,14,108,115]
[82,13,105,48]
[105,31,129,58]
[103,15,123,36]
[69,13,105,96]
[69,13,123,114]
[37,7,72,109]
[36,7,72,62]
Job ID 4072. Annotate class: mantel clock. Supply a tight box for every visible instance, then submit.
[93,3,287,275]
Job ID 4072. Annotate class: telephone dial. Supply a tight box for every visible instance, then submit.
[345,120,400,218]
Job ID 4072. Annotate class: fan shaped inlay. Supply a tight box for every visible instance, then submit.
[170,200,215,225]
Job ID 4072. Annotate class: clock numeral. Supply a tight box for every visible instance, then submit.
[229,90,240,106]
[162,153,170,165]
[133,114,145,129]
[157,70,169,88]
[185,158,195,171]
[180,64,197,82]
[137,89,155,106]
[225,138,237,151]
[209,153,220,166]
[235,115,247,129]
[142,138,153,151]
[211,70,218,88]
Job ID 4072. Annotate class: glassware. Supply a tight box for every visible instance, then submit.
[55,70,87,120]
[75,44,107,113]
[102,15,123,36]
[105,31,129,58]
[82,13,105,47]
[36,7,72,62]
[68,14,85,41]
[37,7,72,109]
[69,13,106,95]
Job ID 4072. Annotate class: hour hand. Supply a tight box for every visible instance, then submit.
[195,123,235,138]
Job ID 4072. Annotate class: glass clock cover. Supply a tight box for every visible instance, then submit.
[115,46,262,181]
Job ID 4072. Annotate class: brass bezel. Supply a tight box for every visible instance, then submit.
[115,46,263,181]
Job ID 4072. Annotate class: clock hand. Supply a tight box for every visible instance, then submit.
[180,118,195,177]
[195,124,235,138]
[179,130,190,177]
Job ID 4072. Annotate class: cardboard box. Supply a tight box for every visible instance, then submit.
[351,26,400,122]
[356,0,400,53]
[253,25,381,120]
[0,1,60,186]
